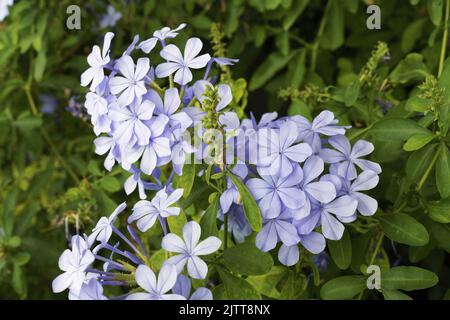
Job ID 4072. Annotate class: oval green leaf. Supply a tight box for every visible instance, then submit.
[320,275,367,300]
[380,213,429,246]
[381,266,438,291]
[228,172,262,231]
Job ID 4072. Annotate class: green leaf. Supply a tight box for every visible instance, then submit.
[14,114,43,131]
[405,95,430,112]
[438,57,450,100]
[283,0,310,30]
[249,50,298,90]
[430,222,450,253]
[405,143,438,182]
[380,213,429,246]
[403,133,435,151]
[276,32,290,56]
[344,80,361,107]
[351,231,373,273]
[223,242,273,275]
[167,210,187,237]
[401,18,427,53]
[428,197,450,223]
[408,241,434,262]
[389,53,429,84]
[99,176,121,193]
[320,276,367,300]
[174,163,196,198]
[87,160,102,176]
[381,266,438,291]
[34,47,47,81]
[320,0,345,50]
[247,266,285,299]
[217,266,261,299]
[228,172,262,231]
[264,0,283,10]
[149,249,166,270]
[370,119,431,141]
[328,229,352,270]
[382,289,413,300]
[287,49,307,88]
[436,143,450,198]
[280,270,307,299]
[199,193,219,239]
[12,262,26,298]
[288,99,312,119]
[13,252,31,267]
[427,0,443,26]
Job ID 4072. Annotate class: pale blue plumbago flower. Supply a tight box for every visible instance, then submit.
[173,274,213,300]
[156,38,211,85]
[218,205,251,243]
[296,196,358,241]
[295,156,337,220]
[256,120,312,178]
[337,170,379,216]
[291,111,349,152]
[89,202,126,244]
[313,252,330,273]
[241,112,278,132]
[219,163,248,213]
[52,235,95,294]
[171,139,196,175]
[193,80,232,111]
[123,114,171,175]
[277,217,326,267]
[162,221,221,279]
[70,279,107,300]
[319,135,382,180]
[56,26,384,300]
[85,91,110,135]
[0,0,13,22]
[39,94,57,114]
[138,23,187,53]
[256,210,300,253]
[109,56,149,106]
[81,32,114,91]
[124,166,147,199]
[247,165,306,219]
[127,264,185,300]
[220,178,241,213]
[93,135,120,171]
[128,188,184,232]
[146,88,193,134]
[99,5,122,29]
[278,231,326,267]
[212,57,239,66]
[108,100,154,146]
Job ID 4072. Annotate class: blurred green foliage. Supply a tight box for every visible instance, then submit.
[0,0,450,299]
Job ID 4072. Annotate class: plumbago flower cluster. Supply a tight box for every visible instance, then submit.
[53,25,381,299]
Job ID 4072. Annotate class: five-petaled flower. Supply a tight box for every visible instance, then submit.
[156,37,211,85]
[162,221,221,279]
[52,235,95,294]
[109,56,149,106]
[128,188,184,232]
[81,32,114,91]
[127,264,185,300]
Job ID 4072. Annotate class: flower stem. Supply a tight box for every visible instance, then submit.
[357,232,384,300]
[416,147,441,191]
[438,0,450,78]
[223,213,228,250]
[23,85,80,185]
